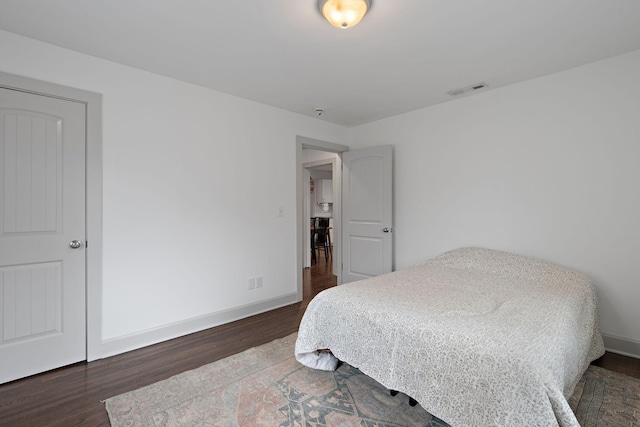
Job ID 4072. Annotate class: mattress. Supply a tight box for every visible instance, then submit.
[295,247,605,427]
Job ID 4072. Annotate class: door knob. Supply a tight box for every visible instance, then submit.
[382,228,391,233]
[69,240,83,249]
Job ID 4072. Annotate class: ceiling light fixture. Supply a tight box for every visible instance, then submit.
[317,0,372,29]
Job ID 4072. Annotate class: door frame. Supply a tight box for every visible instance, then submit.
[295,136,348,301]
[0,71,103,361]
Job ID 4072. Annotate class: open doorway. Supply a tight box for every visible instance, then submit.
[296,138,395,303]
[295,136,349,303]
[305,156,337,296]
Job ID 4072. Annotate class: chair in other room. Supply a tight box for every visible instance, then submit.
[313,217,331,262]
[310,219,317,265]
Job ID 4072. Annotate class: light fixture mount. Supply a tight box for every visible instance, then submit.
[317,0,372,29]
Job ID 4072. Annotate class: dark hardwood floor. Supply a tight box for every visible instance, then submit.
[0,254,336,427]
[0,252,637,426]
[592,350,640,379]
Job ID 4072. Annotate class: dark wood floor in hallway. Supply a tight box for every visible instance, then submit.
[0,252,637,426]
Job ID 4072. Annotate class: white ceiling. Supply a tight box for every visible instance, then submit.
[2,0,640,127]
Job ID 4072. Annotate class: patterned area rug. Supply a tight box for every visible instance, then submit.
[105,334,640,426]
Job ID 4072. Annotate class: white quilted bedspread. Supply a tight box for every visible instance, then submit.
[295,247,605,427]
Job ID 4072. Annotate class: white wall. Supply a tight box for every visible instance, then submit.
[302,149,339,164]
[0,30,348,355]
[349,49,640,356]
[3,27,639,357]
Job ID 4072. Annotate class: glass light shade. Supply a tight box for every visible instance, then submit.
[318,0,371,29]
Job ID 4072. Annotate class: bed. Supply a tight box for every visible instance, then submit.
[295,247,605,427]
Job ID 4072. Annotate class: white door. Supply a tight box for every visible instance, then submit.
[0,87,86,384]
[342,145,393,283]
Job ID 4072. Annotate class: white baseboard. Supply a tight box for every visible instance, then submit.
[602,333,640,359]
[99,292,299,359]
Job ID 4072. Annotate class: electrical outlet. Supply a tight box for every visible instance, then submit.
[248,277,256,290]
[256,276,263,288]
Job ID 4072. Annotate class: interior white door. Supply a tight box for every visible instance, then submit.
[342,145,393,283]
[0,87,86,384]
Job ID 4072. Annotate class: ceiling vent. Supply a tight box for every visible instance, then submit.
[448,83,489,97]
